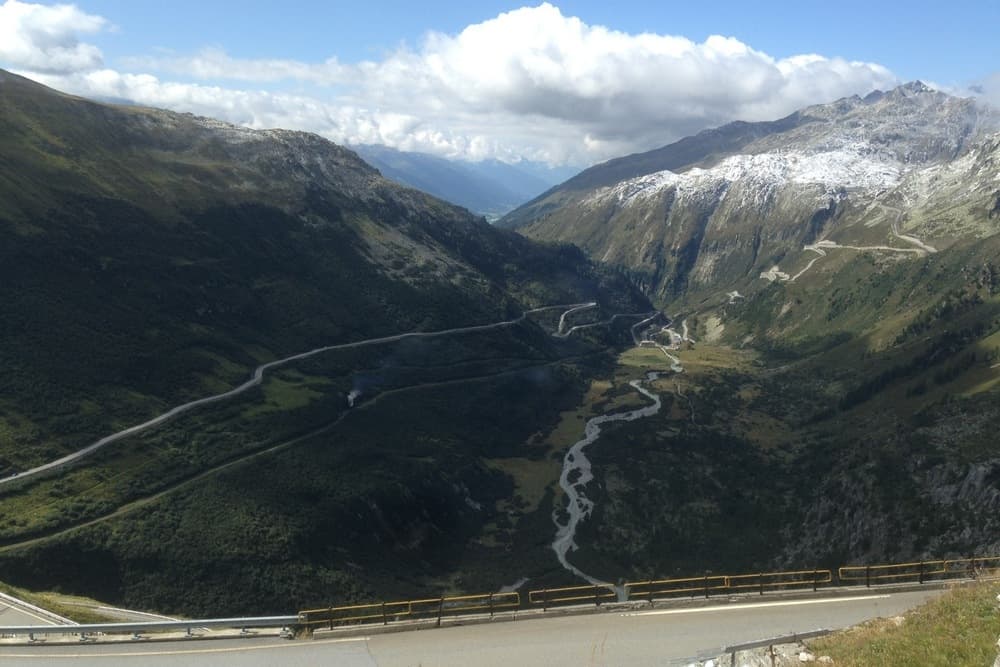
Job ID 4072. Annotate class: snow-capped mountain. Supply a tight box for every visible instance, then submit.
[501,82,999,300]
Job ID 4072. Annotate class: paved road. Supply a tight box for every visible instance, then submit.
[0,597,58,627]
[0,303,596,488]
[0,590,942,666]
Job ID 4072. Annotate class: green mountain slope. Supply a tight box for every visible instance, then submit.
[491,84,1000,584]
[0,70,649,614]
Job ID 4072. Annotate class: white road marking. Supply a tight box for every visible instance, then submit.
[0,592,70,626]
[622,594,890,617]
[0,604,56,626]
[0,636,369,659]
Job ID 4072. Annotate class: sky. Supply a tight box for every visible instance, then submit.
[1,0,998,167]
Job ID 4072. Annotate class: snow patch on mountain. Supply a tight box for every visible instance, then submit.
[588,142,903,208]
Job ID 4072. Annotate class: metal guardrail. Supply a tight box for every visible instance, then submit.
[725,628,832,654]
[524,569,832,610]
[0,616,297,640]
[298,554,999,630]
[626,569,830,604]
[839,555,1000,587]
[298,591,520,630]
[527,584,618,609]
[3,554,997,644]
[623,574,738,603]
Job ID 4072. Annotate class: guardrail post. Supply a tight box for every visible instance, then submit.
[918,561,924,585]
[488,593,494,618]
[759,572,764,596]
[436,597,445,628]
[542,589,548,612]
[381,601,388,626]
[812,568,818,592]
[704,573,710,599]
[594,585,600,607]
[647,582,654,605]
[865,565,871,589]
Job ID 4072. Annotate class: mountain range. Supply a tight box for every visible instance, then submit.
[501,81,1000,578]
[1,71,999,617]
[503,82,998,299]
[0,68,645,614]
[351,144,578,219]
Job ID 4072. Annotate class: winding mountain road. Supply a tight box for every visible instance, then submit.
[772,202,937,285]
[556,303,598,335]
[0,303,598,489]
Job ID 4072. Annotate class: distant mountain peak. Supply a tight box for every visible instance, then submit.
[898,80,934,94]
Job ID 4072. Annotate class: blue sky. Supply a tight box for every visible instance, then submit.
[2,1,998,165]
[78,0,999,83]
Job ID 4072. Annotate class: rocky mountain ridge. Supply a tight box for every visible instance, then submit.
[503,82,1000,301]
[496,82,1000,583]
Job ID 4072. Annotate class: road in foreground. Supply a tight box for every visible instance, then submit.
[0,603,55,628]
[0,589,942,666]
[0,591,67,628]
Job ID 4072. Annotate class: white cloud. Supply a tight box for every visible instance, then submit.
[0,0,106,73]
[122,47,352,85]
[969,72,1000,110]
[3,2,903,165]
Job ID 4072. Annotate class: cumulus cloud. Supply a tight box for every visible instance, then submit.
[0,0,106,73]
[3,2,904,165]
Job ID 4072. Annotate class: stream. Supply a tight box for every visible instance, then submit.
[550,308,686,594]
[552,371,665,591]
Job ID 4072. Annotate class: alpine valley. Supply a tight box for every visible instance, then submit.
[0,68,649,615]
[501,81,1000,579]
[1,68,999,618]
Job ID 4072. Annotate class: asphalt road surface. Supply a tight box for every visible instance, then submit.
[0,590,942,666]
[0,303,597,488]
[0,598,58,627]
